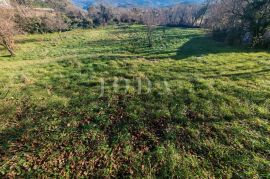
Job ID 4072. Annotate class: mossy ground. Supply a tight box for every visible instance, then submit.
[0,25,270,177]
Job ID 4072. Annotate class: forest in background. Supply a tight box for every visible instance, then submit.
[1,0,270,56]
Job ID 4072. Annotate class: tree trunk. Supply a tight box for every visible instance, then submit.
[7,46,15,57]
[2,37,15,57]
[147,27,153,48]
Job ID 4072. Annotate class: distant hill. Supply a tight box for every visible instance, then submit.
[72,0,203,9]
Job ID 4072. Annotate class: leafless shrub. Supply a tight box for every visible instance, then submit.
[142,9,160,47]
[14,6,69,33]
[88,4,205,28]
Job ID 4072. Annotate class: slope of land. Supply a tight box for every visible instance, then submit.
[0,26,269,177]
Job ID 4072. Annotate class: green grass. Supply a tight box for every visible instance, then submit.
[0,25,270,178]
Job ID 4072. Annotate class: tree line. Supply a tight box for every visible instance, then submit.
[205,0,270,47]
[88,0,270,47]
[0,0,269,56]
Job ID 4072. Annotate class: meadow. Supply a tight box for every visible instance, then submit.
[0,25,269,177]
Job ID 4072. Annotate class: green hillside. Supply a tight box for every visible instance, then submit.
[0,26,269,177]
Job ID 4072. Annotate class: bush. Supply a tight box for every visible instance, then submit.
[15,13,69,34]
[65,14,93,29]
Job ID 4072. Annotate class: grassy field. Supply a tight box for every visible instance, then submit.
[0,25,270,178]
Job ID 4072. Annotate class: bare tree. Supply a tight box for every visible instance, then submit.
[196,0,211,26]
[0,8,17,56]
[88,5,113,26]
[142,9,160,47]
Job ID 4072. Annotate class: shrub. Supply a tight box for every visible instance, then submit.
[15,13,69,34]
